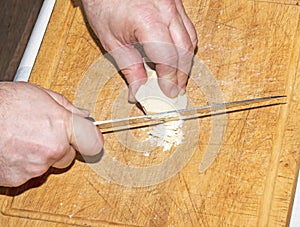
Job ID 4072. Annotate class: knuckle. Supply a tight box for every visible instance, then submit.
[160,0,178,14]
[179,43,194,56]
[178,53,193,74]
[48,144,67,160]
[153,47,178,67]
[178,47,193,63]
[26,165,48,178]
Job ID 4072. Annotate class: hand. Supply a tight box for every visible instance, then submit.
[0,82,103,187]
[82,0,197,102]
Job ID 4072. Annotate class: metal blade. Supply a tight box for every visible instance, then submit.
[93,95,286,133]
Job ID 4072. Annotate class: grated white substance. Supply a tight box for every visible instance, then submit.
[148,119,184,151]
[135,60,187,152]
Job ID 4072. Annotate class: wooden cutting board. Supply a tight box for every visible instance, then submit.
[1,0,300,226]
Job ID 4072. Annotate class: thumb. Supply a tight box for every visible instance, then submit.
[69,114,104,156]
[41,87,90,117]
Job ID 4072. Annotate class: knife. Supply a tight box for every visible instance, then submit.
[87,95,287,133]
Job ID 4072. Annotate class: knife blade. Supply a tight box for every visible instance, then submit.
[89,95,287,133]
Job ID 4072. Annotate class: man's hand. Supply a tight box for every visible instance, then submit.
[82,0,197,102]
[0,82,103,187]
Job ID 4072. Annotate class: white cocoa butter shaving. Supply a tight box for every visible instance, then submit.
[135,62,187,152]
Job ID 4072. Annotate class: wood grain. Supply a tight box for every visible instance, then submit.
[0,0,43,81]
[1,0,300,226]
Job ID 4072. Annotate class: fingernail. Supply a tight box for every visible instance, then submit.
[128,88,137,103]
[179,88,186,96]
[169,85,180,98]
[159,79,179,98]
[128,79,146,103]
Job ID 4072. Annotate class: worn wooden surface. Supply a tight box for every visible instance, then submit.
[0,0,43,81]
[1,0,300,226]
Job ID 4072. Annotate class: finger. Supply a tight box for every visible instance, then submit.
[136,24,180,98]
[168,18,194,93]
[174,0,198,49]
[41,87,89,117]
[109,45,147,102]
[52,146,76,169]
[67,114,104,156]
